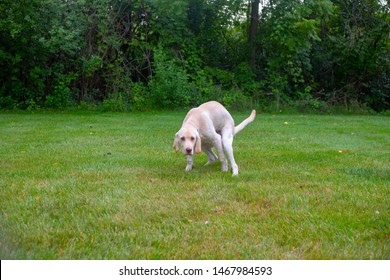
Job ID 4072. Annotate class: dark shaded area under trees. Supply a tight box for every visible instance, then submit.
[1,0,389,112]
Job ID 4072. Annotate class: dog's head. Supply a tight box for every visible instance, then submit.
[173,127,201,155]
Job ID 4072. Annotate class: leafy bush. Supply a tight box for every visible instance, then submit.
[130,82,150,111]
[149,47,199,109]
[45,74,75,109]
[102,92,128,112]
[45,84,72,109]
[102,82,150,112]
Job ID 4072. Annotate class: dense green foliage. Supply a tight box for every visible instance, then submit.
[1,0,389,111]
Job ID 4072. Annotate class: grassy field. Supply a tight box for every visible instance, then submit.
[0,111,389,259]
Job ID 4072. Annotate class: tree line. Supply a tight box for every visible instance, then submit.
[1,0,389,112]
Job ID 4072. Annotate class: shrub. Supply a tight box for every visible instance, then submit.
[102,93,128,112]
[130,82,150,111]
[45,82,73,109]
[149,47,199,109]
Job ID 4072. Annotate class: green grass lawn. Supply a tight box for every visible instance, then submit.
[0,111,389,259]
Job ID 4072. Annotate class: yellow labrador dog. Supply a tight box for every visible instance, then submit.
[173,101,256,176]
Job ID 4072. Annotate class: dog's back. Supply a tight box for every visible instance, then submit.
[185,101,234,132]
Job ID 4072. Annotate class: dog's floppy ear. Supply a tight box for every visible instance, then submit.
[173,132,180,152]
[195,134,201,154]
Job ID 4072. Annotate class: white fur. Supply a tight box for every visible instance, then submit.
[173,101,256,176]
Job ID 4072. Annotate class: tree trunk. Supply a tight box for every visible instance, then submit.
[248,0,260,69]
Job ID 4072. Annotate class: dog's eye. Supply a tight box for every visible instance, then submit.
[180,137,185,141]
[190,136,195,141]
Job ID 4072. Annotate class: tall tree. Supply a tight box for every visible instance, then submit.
[248,0,260,69]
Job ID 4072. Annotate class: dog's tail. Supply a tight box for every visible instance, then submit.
[234,109,256,135]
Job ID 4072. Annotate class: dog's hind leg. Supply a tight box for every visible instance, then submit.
[202,145,218,165]
[222,131,238,176]
[212,134,228,172]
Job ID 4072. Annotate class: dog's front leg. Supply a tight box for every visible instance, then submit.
[185,155,194,171]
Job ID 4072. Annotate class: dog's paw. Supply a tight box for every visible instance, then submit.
[185,165,192,172]
[205,159,216,166]
[232,164,238,176]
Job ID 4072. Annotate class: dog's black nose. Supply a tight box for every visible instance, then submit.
[186,148,192,153]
